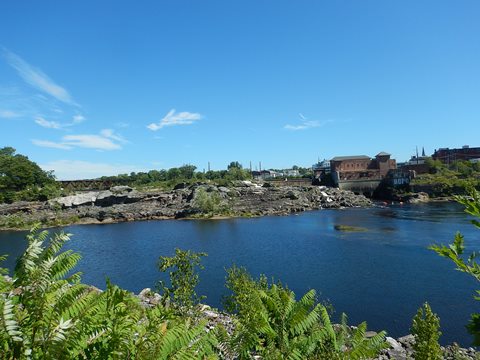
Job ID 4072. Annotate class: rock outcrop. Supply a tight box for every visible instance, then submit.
[0,183,372,230]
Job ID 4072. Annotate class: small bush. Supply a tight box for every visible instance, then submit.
[411,302,442,360]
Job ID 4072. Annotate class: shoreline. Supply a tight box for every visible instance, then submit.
[0,183,456,232]
[0,183,373,231]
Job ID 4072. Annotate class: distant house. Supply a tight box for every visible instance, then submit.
[432,145,480,164]
[283,169,300,177]
[252,170,279,180]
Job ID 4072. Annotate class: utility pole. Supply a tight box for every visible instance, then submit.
[208,162,210,172]
[259,161,262,172]
[249,161,252,172]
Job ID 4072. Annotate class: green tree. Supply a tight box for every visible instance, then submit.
[157,248,207,311]
[178,164,197,179]
[411,302,442,360]
[0,147,58,203]
[430,188,480,345]
[227,161,242,170]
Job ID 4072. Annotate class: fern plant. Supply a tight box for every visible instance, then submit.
[0,225,219,359]
[224,266,387,359]
[315,309,388,360]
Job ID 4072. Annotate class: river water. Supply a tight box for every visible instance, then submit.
[0,202,479,345]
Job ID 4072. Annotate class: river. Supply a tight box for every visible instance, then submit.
[0,202,478,346]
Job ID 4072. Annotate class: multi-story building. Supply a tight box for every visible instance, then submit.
[432,145,480,164]
[330,152,398,195]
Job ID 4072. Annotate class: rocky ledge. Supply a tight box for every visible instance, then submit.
[0,182,372,230]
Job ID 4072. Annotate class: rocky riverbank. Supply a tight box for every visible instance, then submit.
[0,182,372,230]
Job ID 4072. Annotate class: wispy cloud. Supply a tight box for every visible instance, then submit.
[0,109,21,119]
[3,48,78,106]
[284,114,333,131]
[34,114,87,129]
[62,134,122,150]
[35,116,62,129]
[147,109,202,131]
[40,160,146,180]
[31,139,72,150]
[72,114,85,123]
[32,129,126,151]
[100,128,127,143]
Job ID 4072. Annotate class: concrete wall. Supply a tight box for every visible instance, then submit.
[337,179,382,195]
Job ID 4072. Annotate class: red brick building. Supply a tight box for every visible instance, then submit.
[432,145,480,164]
[330,152,396,180]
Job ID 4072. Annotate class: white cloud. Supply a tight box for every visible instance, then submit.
[34,114,87,129]
[40,160,146,180]
[72,114,85,123]
[147,109,202,131]
[35,116,62,129]
[284,114,333,131]
[100,128,127,143]
[3,48,77,106]
[0,109,21,119]
[32,129,126,151]
[62,134,121,150]
[31,139,72,150]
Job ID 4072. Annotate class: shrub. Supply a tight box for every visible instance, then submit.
[193,187,229,216]
[157,248,207,311]
[411,302,442,360]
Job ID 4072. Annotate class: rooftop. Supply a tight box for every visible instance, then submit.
[376,151,391,156]
[331,155,370,161]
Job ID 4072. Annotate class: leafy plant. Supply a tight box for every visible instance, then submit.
[0,226,218,359]
[224,266,387,359]
[193,187,228,217]
[157,248,207,311]
[411,302,442,360]
[430,188,480,345]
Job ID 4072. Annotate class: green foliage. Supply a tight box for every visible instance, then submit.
[0,147,59,203]
[102,161,252,191]
[0,226,217,359]
[157,248,207,311]
[227,161,242,170]
[413,159,480,197]
[411,302,442,360]
[430,188,480,345]
[224,266,387,359]
[193,188,230,217]
[315,310,388,360]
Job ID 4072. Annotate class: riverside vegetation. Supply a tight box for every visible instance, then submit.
[2,191,480,358]
[407,159,480,199]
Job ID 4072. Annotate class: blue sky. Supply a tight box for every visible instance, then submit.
[1,1,479,179]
